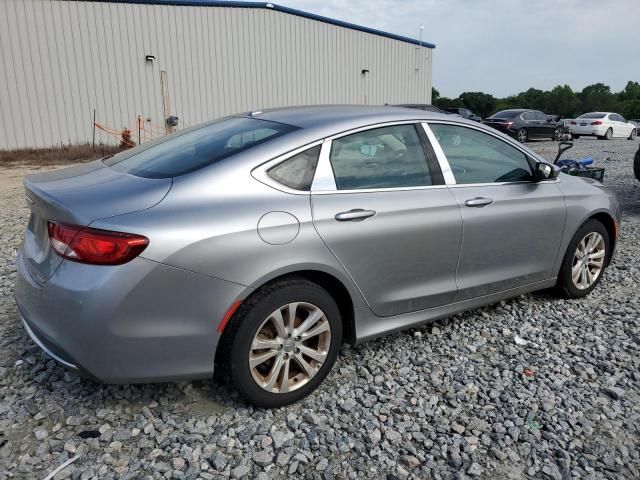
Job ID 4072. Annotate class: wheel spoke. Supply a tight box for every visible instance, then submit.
[571,264,582,284]
[279,358,291,393]
[251,337,281,350]
[286,303,298,334]
[263,355,284,390]
[301,319,330,340]
[295,309,324,336]
[586,268,595,285]
[269,308,288,339]
[590,249,605,260]
[299,345,328,363]
[249,349,278,368]
[294,353,316,377]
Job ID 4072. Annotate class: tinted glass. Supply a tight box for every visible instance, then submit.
[429,124,533,184]
[577,113,606,119]
[491,110,521,119]
[105,117,298,178]
[521,112,535,121]
[330,124,432,190]
[267,145,321,191]
[535,111,548,121]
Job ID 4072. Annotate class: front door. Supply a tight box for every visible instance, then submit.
[426,122,566,301]
[311,123,463,317]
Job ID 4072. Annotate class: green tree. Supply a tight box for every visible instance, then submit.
[431,87,440,103]
[544,85,580,117]
[618,81,640,102]
[580,83,616,112]
[458,92,497,118]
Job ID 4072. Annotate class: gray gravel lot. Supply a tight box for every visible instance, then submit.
[1,138,639,480]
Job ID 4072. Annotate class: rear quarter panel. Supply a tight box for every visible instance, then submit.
[92,162,367,308]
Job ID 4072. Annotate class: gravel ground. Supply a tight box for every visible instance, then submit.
[0,138,639,480]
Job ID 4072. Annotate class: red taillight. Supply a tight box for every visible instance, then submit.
[47,221,148,265]
[591,120,603,125]
[570,121,577,125]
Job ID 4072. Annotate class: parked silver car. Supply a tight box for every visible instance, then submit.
[15,106,621,407]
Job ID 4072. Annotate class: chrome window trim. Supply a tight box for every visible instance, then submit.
[251,140,324,195]
[423,119,560,187]
[311,120,443,194]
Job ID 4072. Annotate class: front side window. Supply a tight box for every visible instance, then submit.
[329,124,432,190]
[105,117,298,178]
[429,124,533,184]
[267,145,321,191]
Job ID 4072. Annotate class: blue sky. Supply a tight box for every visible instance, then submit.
[279,0,640,98]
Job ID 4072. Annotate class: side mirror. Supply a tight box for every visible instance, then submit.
[534,162,559,181]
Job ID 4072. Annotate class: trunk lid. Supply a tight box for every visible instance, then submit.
[22,160,172,281]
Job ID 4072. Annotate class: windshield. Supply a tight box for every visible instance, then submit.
[490,110,520,119]
[577,113,606,119]
[104,117,298,178]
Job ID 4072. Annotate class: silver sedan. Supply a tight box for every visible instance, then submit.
[15,106,620,407]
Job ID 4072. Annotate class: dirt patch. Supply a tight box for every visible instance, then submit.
[0,144,119,168]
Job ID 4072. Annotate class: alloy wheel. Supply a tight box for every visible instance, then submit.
[517,129,527,143]
[249,302,331,393]
[571,232,606,290]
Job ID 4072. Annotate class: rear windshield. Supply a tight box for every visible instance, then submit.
[104,117,298,178]
[490,110,520,119]
[577,113,606,119]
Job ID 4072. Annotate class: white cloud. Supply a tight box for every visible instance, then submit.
[278,0,640,97]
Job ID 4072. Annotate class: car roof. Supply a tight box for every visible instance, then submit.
[247,105,452,130]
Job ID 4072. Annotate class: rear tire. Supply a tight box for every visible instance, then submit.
[572,134,581,140]
[634,146,640,182]
[555,220,609,298]
[517,128,528,143]
[599,128,613,140]
[219,278,342,408]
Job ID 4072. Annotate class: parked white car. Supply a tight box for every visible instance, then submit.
[569,112,637,140]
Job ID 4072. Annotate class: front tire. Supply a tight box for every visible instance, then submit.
[572,134,581,140]
[220,278,342,408]
[516,128,528,143]
[634,146,640,182]
[628,129,637,140]
[553,127,562,141]
[555,220,609,298]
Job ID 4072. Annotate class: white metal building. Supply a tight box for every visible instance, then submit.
[0,0,435,149]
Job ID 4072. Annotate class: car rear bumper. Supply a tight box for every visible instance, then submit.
[569,125,607,136]
[14,247,248,383]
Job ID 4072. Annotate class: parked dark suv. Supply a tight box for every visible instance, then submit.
[483,109,563,143]
[444,107,482,122]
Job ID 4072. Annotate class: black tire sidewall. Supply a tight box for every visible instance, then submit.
[226,281,342,408]
[606,128,613,140]
[557,220,609,298]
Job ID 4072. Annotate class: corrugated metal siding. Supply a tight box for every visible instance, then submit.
[0,0,433,149]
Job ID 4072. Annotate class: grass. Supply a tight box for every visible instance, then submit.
[0,144,121,167]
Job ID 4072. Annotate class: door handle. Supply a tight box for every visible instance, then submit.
[335,209,376,221]
[465,197,493,207]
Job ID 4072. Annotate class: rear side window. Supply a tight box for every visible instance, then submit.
[329,124,432,190]
[267,145,321,191]
[104,117,298,178]
[429,124,533,184]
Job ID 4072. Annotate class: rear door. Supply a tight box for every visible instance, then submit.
[521,111,540,136]
[425,122,566,301]
[311,123,463,317]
